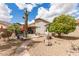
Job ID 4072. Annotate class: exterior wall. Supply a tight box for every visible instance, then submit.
[0,24,7,32]
[0,24,7,29]
[35,22,47,35]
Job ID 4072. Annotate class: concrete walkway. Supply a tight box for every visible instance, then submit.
[13,40,31,56]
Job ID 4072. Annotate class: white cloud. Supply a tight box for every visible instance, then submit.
[67,9,78,15]
[16,3,42,12]
[16,3,25,10]
[16,3,79,23]
[0,3,12,22]
[19,22,24,24]
[35,7,48,19]
[16,3,43,24]
[28,20,35,24]
[35,3,78,22]
[25,3,37,12]
[19,20,35,24]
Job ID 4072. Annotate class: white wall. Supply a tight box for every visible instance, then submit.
[35,22,47,35]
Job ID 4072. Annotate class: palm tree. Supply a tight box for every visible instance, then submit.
[23,8,29,38]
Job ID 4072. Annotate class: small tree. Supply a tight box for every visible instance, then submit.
[7,23,21,33]
[47,14,76,37]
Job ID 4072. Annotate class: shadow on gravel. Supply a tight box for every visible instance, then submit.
[56,36,79,40]
[0,39,22,51]
[0,44,11,50]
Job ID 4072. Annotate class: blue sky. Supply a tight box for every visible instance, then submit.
[6,3,24,23]
[6,3,50,23]
[1,3,79,24]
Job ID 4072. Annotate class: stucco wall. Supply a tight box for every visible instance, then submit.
[0,24,7,29]
[35,22,47,35]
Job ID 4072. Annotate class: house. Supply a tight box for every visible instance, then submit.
[0,21,10,32]
[76,20,79,25]
[21,19,79,35]
[21,18,50,35]
[32,18,49,35]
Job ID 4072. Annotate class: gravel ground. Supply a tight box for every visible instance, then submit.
[0,27,79,56]
[28,27,79,56]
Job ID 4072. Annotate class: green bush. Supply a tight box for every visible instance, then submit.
[47,14,77,37]
[7,23,21,33]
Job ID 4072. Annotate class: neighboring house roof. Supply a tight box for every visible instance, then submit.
[20,18,50,29]
[29,18,50,26]
[29,22,36,27]
[0,20,11,26]
[0,21,11,30]
[35,18,50,24]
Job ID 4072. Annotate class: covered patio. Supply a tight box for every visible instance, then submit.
[20,24,36,34]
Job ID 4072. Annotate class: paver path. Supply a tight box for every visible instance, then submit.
[13,40,31,56]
